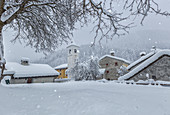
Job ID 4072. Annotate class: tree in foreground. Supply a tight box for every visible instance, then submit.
[0,0,170,60]
[69,56,99,81]
[69,61,89,81]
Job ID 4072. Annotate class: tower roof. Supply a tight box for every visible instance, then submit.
[66,40,79,48]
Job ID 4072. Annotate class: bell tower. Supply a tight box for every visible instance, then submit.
[67,41,79,70]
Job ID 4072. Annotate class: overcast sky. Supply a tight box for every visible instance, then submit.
[3,0,170,62]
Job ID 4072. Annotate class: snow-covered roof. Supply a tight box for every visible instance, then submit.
[110,50,115,54]
[5,62,59,78]
[99,55,130,64]
[66,41,79,48]
[127,51,155,70]
[140,52,146,56]
[118,49,170,81]
[54,64,68,70]
[21,57,30,62]
[3,70,15,75]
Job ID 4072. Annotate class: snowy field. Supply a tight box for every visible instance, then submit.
[0,81,170,115]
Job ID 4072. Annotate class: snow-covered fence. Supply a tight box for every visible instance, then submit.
[117,79,170,86]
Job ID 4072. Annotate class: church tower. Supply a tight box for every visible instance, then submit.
[67,41,79,70]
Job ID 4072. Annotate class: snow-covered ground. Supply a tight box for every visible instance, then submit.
[0,81,170,115]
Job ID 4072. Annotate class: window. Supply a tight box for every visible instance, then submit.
[106,71,109,73]
[106,63,108,66]
[74,49,77,53]
[115,62,118,66]
[69,49,71,54]
[152,75,156,80]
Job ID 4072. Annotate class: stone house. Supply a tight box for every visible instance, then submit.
[99,51,130,80]
[119,49,170,82]
[3,58,59,84]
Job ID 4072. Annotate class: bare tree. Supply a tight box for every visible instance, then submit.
[0,0,169,60]
[123,0,170,24]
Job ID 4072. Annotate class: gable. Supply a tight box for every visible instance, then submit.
[126,55,170,81]
[119,49,170,81]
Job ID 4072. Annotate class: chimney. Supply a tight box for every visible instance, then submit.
[151,46,157,53]
[21,57,30,65]
[110,50,115,56]
[140,52,146,57]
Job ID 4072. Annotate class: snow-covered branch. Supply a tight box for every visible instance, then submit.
[124,0,170,24]
[0,0,169,55]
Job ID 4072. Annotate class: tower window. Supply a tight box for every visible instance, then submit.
[69,49,71,54]
[115,62,118,66]
[74,49,77,53]
[106,63,108,66]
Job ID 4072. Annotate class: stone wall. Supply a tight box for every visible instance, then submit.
[10,77,55,84]
[99,57,127,80]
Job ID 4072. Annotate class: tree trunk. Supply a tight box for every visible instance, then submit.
[0,24,5,81]
[0,25,4,59]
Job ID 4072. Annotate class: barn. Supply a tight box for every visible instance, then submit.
[119,49,170,82]
[3,58,59,84]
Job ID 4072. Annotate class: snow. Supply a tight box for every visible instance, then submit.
[99,55,131,64]
[5,62,59,78]
[0,58,6,64]
[0,81,170,115]
[140,52,146,56]
[21,57,30,62]
[54,78,71,82]
[127,51,155,70]
[3,70,15,75]
[54,63,68,70]
[67,41,79,48]
[3,76,11,80]
[1,6,20,22]
[110,50,115,54]
[119,49,170,81]
[99,68,105,74]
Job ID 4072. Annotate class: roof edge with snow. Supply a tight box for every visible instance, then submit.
[99,55,130,64]
[54,64,68,70]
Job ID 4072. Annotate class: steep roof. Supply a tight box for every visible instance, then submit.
[99,55,130,64]
[54,63,68,70]
[118,49,170,81]
[5,62,59,78]
[127,51,155,70]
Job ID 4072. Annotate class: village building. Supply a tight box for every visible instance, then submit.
[54,63,68,79]
[3,58,59,84]
[67,41,80,70]
[118,49,170,82]
[99,51,130,80]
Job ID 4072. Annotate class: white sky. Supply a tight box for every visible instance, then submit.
[3,0,170,62]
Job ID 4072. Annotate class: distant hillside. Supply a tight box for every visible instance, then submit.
[107,29,170,49]
[35,44,152,67]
